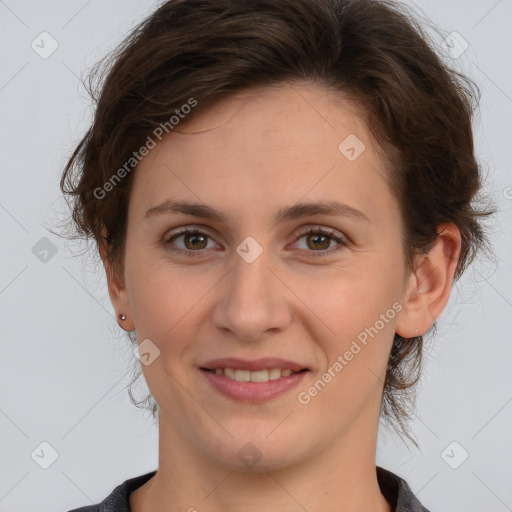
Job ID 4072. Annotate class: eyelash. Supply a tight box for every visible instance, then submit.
[163,226,347,258]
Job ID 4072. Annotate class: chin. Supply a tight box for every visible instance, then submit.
[201,431,308,473]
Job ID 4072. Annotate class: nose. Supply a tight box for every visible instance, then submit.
[211,245,292,342]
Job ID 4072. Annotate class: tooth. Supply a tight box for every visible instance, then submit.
[224,368,235,380]
[234,369,251,382]
[269,368,282,380]
[219,368,298,381]
[250,370,270,382]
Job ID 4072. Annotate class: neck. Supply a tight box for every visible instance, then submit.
[130,413,391,512]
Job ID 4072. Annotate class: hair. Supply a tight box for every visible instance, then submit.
[59,0,495,443]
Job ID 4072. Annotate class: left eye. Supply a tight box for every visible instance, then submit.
[163,226,346,257]
[292,227,346,255]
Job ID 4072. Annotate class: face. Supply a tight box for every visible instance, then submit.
[114,83,412,471]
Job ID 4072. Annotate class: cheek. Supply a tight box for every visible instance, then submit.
[300,298,397,427]
[300,262,401,402]
[124,246,225,369]
[124,242,183,334]
[304,261,401,341]
[123,253,209,406]
[127,264,203,337]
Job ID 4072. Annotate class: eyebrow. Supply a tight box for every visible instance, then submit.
[145,199,370,223]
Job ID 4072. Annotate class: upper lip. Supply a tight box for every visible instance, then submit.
[200,357,309,372]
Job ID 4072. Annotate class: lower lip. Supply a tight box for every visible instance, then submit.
[200,369,309,403]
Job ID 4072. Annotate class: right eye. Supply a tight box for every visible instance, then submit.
[163,227,220,256]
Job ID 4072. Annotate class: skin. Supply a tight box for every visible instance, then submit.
[101,82,461,512]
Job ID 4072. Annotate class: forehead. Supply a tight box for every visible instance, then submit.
[175,83,372,159]
[129,83,397,228]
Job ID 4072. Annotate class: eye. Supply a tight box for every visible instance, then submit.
[290,227,347,257]
[162,226,347,258]
[163,227,219,257]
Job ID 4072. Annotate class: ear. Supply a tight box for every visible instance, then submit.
[395,223,461,338]
[99,230,135,331]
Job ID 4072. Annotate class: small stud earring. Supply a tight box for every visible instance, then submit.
[119,314,126,321]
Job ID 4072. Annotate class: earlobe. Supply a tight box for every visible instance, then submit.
[395,223,461,338]
[99,232,135,331]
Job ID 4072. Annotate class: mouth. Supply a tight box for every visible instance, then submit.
[200,367,309,383]
[199,357,310,402]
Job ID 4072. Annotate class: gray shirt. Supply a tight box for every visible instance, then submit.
[66,466,431,512]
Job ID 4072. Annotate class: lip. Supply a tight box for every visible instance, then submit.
[200,357,309,372]
[200,367,309,403]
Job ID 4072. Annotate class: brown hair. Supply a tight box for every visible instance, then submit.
[60,0,495,442]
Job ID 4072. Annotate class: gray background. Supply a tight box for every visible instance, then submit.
[0,1,511,511]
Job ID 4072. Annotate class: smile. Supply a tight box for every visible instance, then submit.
[200,368,309,402]
[204,367,304,382]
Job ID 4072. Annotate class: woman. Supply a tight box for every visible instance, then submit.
[61,0,493,510]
